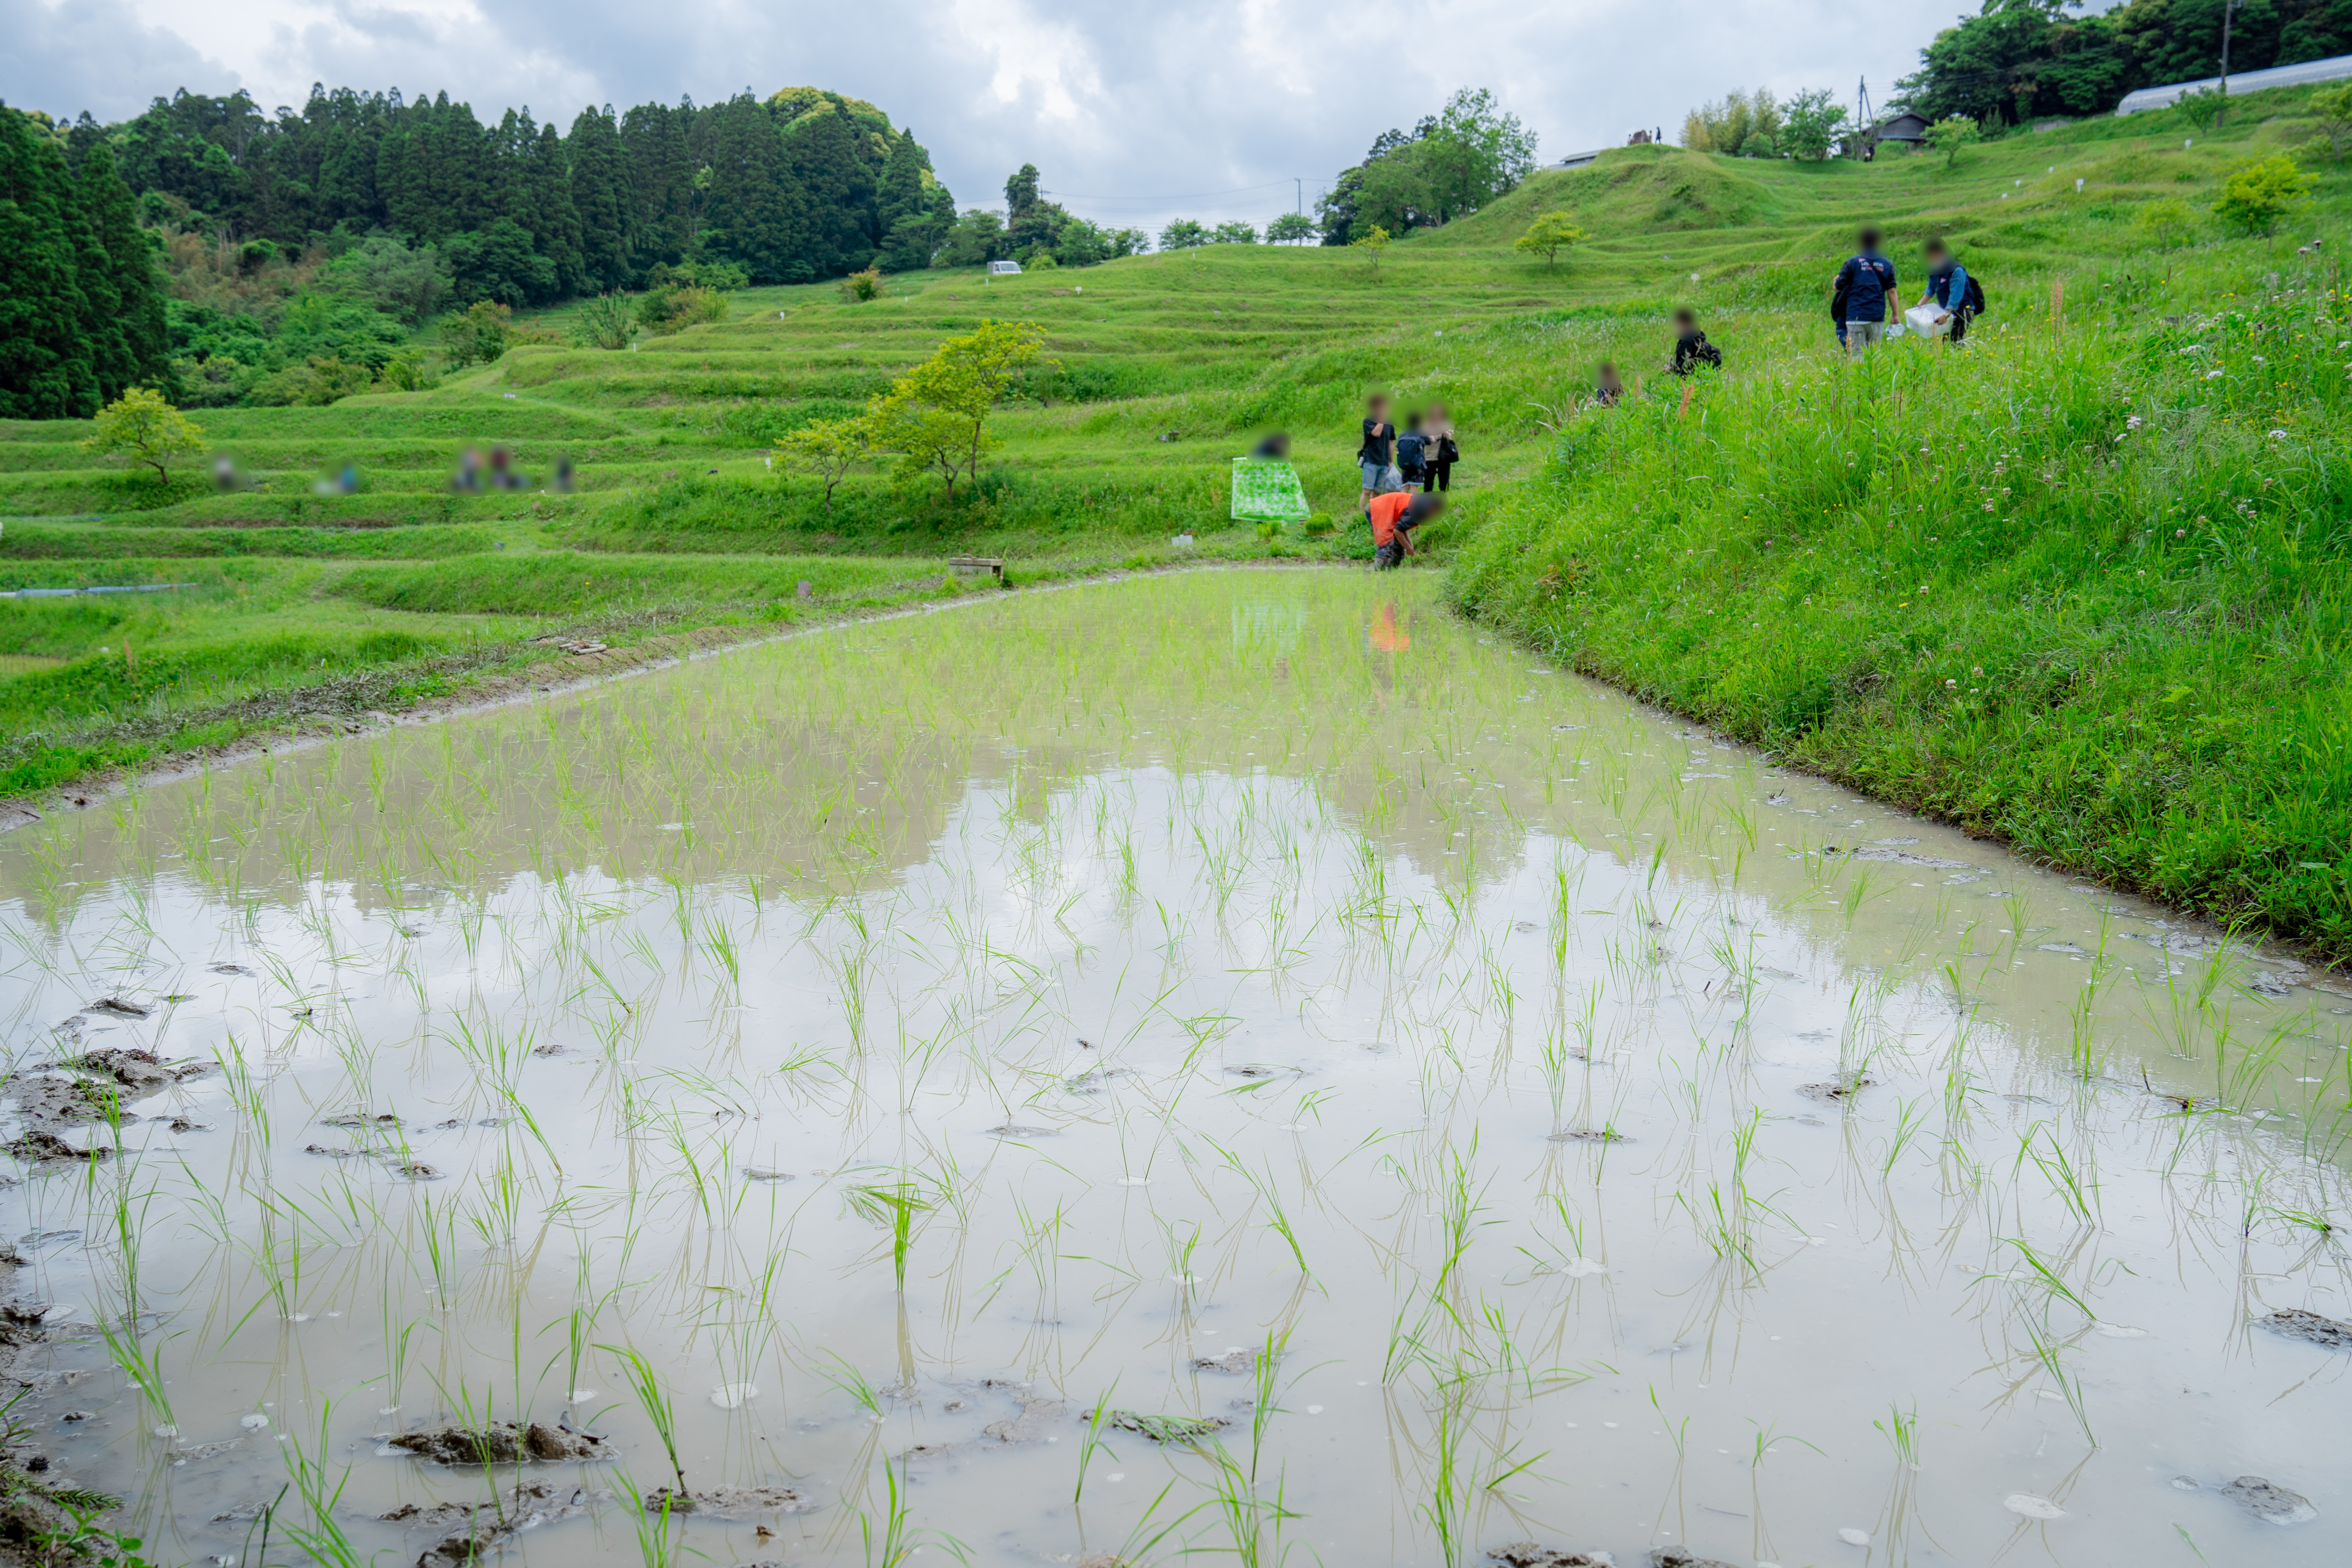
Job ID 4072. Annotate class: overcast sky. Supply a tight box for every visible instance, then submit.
[7,0,1980,234]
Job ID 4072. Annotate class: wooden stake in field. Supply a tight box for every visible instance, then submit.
[2050,275,2066,336]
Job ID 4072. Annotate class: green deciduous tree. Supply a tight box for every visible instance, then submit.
[1159,218,1208,250]
[865,319,1049,501]
[2310,82,2352,159]
[794,415,869,511]
[1513,210,1588,266]
[2133,195,2201,248]
[1265,212,1316,244]
[1927,116,1983,167]
[2211,152,2315,234]
[82,386,204,482]
[1777,88,1849,160]
[1683,89,1781,153]
[1211,220,1257,244]
[440,299,514,367]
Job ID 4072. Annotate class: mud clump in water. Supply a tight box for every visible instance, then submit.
[4,1130,110,1164]
[1489,1545,1617,1568]
[1650,1549,1740,1568]
[389,1421,609,1465]
[639,1485,810,1518]
[1190,1350,1256,1374]
[2258,1308,2352,1348]
[982,1392,1069,1442]
[1798,1075,1878,1103]
[2221,1475,2318,1525]
[1103,1409,1226,1443]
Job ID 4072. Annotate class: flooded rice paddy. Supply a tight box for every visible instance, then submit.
[1,570,2347,1568]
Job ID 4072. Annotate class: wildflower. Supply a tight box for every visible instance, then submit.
[2125,415,2144,430]
[2137,569,2146,576]
[1918,584,1930,593]
[1971,666,1984,677]
[1944,678,1958,688]
[1982,500,1996,511]
[2252,355,2265,364]
[2175,527,2187,537]
[2268,429,2288,439]
[2205,370,2225,380]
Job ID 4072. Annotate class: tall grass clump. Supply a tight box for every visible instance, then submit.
[1450,251,2352,955]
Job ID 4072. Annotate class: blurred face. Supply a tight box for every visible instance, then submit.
[1369,400,1388,420]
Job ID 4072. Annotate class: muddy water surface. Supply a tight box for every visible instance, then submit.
[1,570,2347,1568]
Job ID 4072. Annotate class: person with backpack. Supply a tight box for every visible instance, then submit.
[1830,227,1899,353]
[1422,402,1459,493]
[1357,393,1400,511]
[1594,363,1626,407]
[1671,308,1723,375]
[1369,491,1443,570]
[1917,238,1981,345]
[1395,412,1430,490]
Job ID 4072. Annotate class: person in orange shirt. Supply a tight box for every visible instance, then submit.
[1369,491,1443,570]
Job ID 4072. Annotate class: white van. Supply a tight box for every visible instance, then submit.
[987,260,1023,276]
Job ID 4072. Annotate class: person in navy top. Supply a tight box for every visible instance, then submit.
[1831,227,1898,353]
[1918,237,1974,345]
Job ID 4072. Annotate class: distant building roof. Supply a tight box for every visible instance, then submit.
[1554,149,1604,168]
[2116,51,2352,113]
[1869,111,1932,142]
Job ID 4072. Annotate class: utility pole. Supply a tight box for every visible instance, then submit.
[2216,0,2243,124]
[1295,177,1302,214]
[1859,76,1872,130]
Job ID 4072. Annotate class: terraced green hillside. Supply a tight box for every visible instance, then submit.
[5,83,2348,950]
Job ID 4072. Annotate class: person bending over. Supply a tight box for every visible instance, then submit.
[1594,363,1626,407]
[1370,490,1443,571]
[1671,308,1722,375]
[1919,238,1976,346]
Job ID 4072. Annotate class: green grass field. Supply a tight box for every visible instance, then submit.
[5,84,2347,951]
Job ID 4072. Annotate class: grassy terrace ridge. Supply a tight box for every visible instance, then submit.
[4,83,2349,954]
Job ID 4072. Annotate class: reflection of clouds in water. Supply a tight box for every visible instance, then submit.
[0,572,2342,1567]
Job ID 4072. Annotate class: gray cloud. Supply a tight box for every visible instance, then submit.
[2,0,234,123]
[11,0,1974,234]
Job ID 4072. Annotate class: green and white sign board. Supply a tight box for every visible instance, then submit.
[1229,458,1311,522]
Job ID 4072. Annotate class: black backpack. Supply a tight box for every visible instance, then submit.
[1962,274,1987,315]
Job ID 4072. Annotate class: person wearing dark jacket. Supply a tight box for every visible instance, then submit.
[1831,227,1899,353]
[1918,238,1975,345]
[1594,363,1626,407]
[1395,413,1429,489]
[1357,393,1399,511]
[1671,309,1722,375]
[1422,402,1459,493]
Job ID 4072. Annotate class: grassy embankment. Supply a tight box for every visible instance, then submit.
[3,85,2347,953]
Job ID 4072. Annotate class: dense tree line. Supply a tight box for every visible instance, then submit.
[97,84,954,299]
[1315,89,1539,245]
[2,85,960,415]
[1898,0,2352,125]
[928,164,1151,268]
[0,107,171,418]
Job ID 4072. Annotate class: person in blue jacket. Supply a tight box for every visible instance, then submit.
[1830,227,1898,353]
[1918,237,1974,345]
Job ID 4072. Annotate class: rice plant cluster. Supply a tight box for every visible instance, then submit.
[0,573,2346,1568]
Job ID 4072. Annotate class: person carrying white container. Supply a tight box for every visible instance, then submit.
[1906,237,1983,346]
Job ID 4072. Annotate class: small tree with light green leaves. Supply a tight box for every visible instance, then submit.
[2306,82,2351,159]
[1351,225,1392,271]
[795,416,870,513]
[2212,153,2315,235]
[1513,210,1589,268]
[1926,117,1981,169]
[82,387,205,485]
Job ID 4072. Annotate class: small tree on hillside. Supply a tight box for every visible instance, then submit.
[442,300,515,367]
[1926,117,1981,169]
[1266,212,1316,244]
[865,319,1052,502]
[1352,225,1392,271]
[2133,196,2200,250]
[2212,153,2315,235]
[1211,221,1258,244]
[1778,88,1848,160]
[1159,219,1209,251]
[82,387,205,484]
[1514,211,1589,267]
[794,416,869,512]
[2308,82,2352,160]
